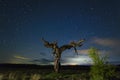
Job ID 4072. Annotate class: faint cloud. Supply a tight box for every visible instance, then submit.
[77,49,89,54]
[30,58,53,65]
[77,49,110,55]
[14,55,29,60]
[92,37,120,47]
[9,55,30,64]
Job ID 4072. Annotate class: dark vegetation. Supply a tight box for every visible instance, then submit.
[88,48,120,80]
[0,64,120,80]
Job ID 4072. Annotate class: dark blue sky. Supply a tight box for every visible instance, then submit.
[0,0,120,65]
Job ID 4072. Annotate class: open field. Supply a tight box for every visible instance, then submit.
[0,64,120,80]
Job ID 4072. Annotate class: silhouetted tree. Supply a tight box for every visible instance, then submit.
[41,38,85,73]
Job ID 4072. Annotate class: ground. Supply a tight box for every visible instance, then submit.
[0,64,119,80]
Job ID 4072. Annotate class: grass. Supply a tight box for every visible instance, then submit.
[0,67,89,80]
[42,72,89,80]
[0,65,119,80]
[0,63,91,80]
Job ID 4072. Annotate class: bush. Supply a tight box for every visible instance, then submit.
[89,47,115,80]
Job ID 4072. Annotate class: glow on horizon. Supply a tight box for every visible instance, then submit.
[62,55,92,65]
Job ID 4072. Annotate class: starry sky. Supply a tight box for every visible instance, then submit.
[0,0,120,65]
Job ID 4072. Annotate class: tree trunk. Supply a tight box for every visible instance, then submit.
[54,57,61,73]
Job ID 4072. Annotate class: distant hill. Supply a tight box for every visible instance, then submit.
[0,63,119,71]
[0,63,91,70]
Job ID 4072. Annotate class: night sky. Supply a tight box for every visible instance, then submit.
[0,0,120,65]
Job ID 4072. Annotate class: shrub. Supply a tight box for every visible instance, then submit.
[89,47,115,80]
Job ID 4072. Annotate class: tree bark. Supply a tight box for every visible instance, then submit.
[54,57,61,73]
